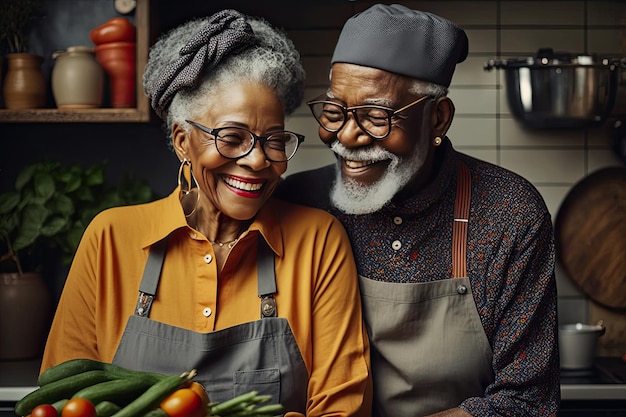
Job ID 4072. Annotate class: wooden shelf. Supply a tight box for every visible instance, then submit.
[0,0,152,123]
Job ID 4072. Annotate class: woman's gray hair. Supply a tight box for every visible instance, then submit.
[143,10,305,146]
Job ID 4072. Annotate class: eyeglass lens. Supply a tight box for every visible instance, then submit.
[214,127,300,162]
[309,102,393,139]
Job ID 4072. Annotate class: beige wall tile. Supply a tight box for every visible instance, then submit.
[455,148,499,165]
[587,0,626,26]
[449,88,498,115]
[501,29,584,54]
[465,29,498,54]
[499,119,585,146]
[500,149,585,183]
[501,1,584,25]
[284,146,336,176]
[451,56,498,86]
[448,118,498,146]
[397,1,498,25]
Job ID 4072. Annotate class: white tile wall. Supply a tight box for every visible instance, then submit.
[284,0,626,325]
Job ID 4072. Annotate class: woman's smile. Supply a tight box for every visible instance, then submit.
[221,174,266,198]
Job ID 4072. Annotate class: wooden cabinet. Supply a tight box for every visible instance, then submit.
[0,0,151,123]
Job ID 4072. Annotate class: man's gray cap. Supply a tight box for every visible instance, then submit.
[331,3,469,87]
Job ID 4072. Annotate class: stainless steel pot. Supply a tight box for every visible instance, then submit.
[558,322,606,370]
[484,48,626,129]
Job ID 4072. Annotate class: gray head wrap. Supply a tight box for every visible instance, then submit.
[145,9,257,119]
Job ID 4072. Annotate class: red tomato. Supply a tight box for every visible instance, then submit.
[31,404,57,417]
[160,388,205,417]
[61,399,96,417]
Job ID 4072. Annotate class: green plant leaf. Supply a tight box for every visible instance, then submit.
[85,165,105,186]
[48,193,74,217]
[15,164,36,190]
[41,216,67,237]
[34,171,55,200]
[13,203,47,251]
[0,191,20,214]
[65,169,82,193]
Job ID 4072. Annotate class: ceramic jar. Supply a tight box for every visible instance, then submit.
[52,46,104,109]
[2,53,47,109]
[0,272,52,360]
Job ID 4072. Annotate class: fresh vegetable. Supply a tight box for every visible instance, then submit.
[72,375,161,406]
[159,388,203,417]
[209,391,283,417]
[110,371,196,417]
[62,398,97,417]
[31,404,58,417]
[39,359,166,387]
[183,382,209,410]
[16,371,113,416]
[51,400,69,415]
[94,401,121,417]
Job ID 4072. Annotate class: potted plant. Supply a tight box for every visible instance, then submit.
[0,0,47,109]
[0,160,156,359]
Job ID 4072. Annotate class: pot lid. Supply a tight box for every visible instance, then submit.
[554,166,626,309]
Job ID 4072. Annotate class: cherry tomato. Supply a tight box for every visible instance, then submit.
[31,404,57,417]
[160,388,204,417]
[61,398,96,417]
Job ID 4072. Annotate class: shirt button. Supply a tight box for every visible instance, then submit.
[203,307,212,317]
[457,284,467,294]
[392,240,402,250]
[393,216,403,225]
[203,254,213,263]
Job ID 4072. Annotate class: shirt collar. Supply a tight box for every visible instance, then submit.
[141,186,284,257]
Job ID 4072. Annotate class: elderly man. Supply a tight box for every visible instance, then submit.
[276,3,560,417]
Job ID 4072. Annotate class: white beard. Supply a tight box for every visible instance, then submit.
[329,140,429,215]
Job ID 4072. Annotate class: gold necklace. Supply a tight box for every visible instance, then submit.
[210,239,238,249]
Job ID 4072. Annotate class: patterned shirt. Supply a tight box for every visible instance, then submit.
[276,138,560,416]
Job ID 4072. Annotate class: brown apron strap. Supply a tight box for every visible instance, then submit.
[452,162,471,278]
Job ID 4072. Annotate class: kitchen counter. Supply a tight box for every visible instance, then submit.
[0,358,40,402]
[1,357,626,403]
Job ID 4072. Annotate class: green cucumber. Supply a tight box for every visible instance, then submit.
[38,359,102,386]
[73,375,161,406]
[39,359,167,386]
[95,401,122,417]
[140,408,168,417]
[15,370,113,416]
[111,371,196,417]
[51,399,69,415]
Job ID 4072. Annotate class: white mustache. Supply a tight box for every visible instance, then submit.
[330,140,395,163]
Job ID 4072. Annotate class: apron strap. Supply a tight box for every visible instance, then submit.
[452,162,471,278]
[257,234,278,318]
[135,237,169,317]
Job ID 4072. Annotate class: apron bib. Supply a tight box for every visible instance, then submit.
[359,163,494,417]
[112,234,308,413]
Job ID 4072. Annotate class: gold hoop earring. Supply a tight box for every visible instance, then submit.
[433,136,443,147]
[178,158,199,217]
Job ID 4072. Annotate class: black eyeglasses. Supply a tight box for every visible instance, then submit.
[186,120,305,162]
[306,94,432,140]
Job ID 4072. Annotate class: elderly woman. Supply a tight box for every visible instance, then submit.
[41,10,371,417]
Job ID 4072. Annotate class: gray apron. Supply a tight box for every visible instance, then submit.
[112,234,308,413]
[359,163,494,417]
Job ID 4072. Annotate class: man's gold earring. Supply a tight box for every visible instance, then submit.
[433,136,443,147]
